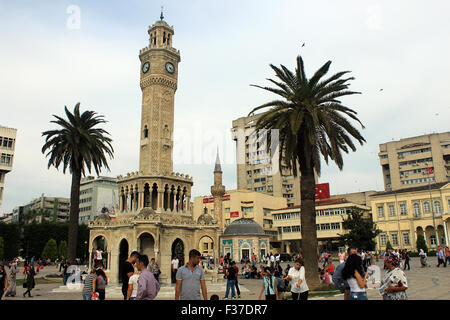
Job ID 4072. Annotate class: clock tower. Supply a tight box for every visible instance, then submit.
[139,13,180,175]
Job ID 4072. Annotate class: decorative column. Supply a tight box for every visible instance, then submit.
[444,220,449,246]
[119,194,123,213]
[158,191,164,211]
[139,191,144,210]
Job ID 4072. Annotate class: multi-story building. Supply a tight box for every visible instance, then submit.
[231,113,317,207]
[370,182,450,252]
[378,132,450,191]
[0,213,13,223]
[271,197,371,253]
[79,176,119,224]
[24,194,70,223]
[193,189,287,241]
[0,125,17,207]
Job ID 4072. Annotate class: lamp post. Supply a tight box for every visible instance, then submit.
[84,241,88,265]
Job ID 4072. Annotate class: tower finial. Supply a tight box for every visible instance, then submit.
[214,146,222,172]
[160,5,164,20]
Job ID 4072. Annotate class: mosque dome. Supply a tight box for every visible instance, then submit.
[223,218,266,236]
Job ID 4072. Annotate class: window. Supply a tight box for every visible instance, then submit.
[143,125,148,138]
[283,226,291,233]
[377,206,384,217]
[403,232,410,246]
[424,201,430,213]
[434,201,441,215]
[400,204,407,215]
[391,233,398,246]
[225,219,230,226]
[247,179,252,184]
[380,234,387,246]
[203,243,208,250]
[413,203,421,217]
[225,208,230,213]
[388,205,396,216]
[430,235,437,246]
[291,226,301,232]
[267,185,273,192]
[241,206,254,213]
[331,222,341,230]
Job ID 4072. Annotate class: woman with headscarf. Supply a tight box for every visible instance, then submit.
[379,252,408,300]
[23,264,36,297]
[4,260,19,297]
[419,249,429,267]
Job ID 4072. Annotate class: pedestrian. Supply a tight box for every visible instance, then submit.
[0,265,7,300]
[126,266,140,300]
[136,254,160,300]
[403,249,410,271]
[95,247,104,268]
[270,253,275,268]
[23,264,36,298]
[175,249,207,300]
[379,252,408,300]
[224,261,237,299]
[94,268,108,300]
[82,269,97,300]
[419,249,429,267]
[149,258,161,282]
[62,261,71,285]
[121,251,139,300]
[437,247,445,267]
[342,254,369,300]
[328,259,335,276]
[332,256,350,300]
[338,251,345,264]
[5,261,18,297]
[286,258,309,301]
[275,253,280,268]
[171,255,179,284]
[258,267,278,300]
[445,246,450,267]
[230,261,241,298]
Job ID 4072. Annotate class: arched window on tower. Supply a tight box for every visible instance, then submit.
[153,33,156,45]
[144,125,148,138]
[167,34,171,46]
[163,32,166,43]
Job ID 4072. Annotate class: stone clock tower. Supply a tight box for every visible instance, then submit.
[139,13,180,175]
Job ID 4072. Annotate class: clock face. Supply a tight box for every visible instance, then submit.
[165,62,175,74]
[142,62,150,74]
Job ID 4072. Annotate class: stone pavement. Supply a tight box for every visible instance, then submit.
[2,257,449,300]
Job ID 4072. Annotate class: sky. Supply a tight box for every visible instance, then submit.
[0,0,449,214]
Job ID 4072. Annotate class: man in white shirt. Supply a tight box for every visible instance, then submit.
[95,248,103,268]
[286,258,309,300]
[171,256,179,284]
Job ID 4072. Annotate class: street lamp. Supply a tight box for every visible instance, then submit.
[84,241,88,265]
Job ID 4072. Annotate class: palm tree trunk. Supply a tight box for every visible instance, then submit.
[299,163,320,290]
[67,167,81,263]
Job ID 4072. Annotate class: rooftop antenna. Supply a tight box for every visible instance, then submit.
[160,5,164,20]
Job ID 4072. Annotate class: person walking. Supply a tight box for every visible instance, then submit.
[0,265,7,300]
[171,255,180,284]
[175,249,207,300]
[82,269,97,300]
[231,261,241,298]
[62,261,70,285]
[380,252,408,300]
[136,254,160,300]
[445,246,450,267]
[286,258,309,301]
[23,264,36,298]
[224,261,237,299]
[258,267,278,300]
[419,249,429,267]
[149,258,161,283]
[126,267,140,300]
[436,247,445,267]
[94,269,108,300]
[5,261,18,297]
[332,257,350,300]
[403,249,410,271]
[121,251,139,300]
[342,254,369,300]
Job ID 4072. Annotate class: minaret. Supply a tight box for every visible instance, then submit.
[211,148,226,232]
[138,13,180,175]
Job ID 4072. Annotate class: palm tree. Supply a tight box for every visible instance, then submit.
[42,103,113,263]
[249,56,366,288]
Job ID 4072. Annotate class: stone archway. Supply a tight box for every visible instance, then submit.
[198,235,214,257]
[138,232,155,260]
[118,239,129,283]
[172,238,185,266]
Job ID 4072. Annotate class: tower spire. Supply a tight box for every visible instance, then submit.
[160,6,164,20]
[214,146,222,172]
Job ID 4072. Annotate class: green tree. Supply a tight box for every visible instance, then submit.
[0,222,20,259]
[42,103,114,263]
[58,240,68,258]
[339,209,381,250]
[416,234,428,253]
[42,239,58,260]
[0,236,4,262]
[385,240,393,251]
[249,56,365,288]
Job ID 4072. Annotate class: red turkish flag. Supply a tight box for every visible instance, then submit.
[315,183,330,200]
[428,167,434,174]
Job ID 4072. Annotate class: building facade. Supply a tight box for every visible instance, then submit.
[88,15,220,284]
[231,113,318,207]
[378,132,450,191]
[23,194,70,223]
[271,198,371,253]
[79,176,119,224]
[370,182,450,252]
[0,126,17,207]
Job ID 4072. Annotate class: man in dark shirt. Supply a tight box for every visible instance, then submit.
[121,251,139,300]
